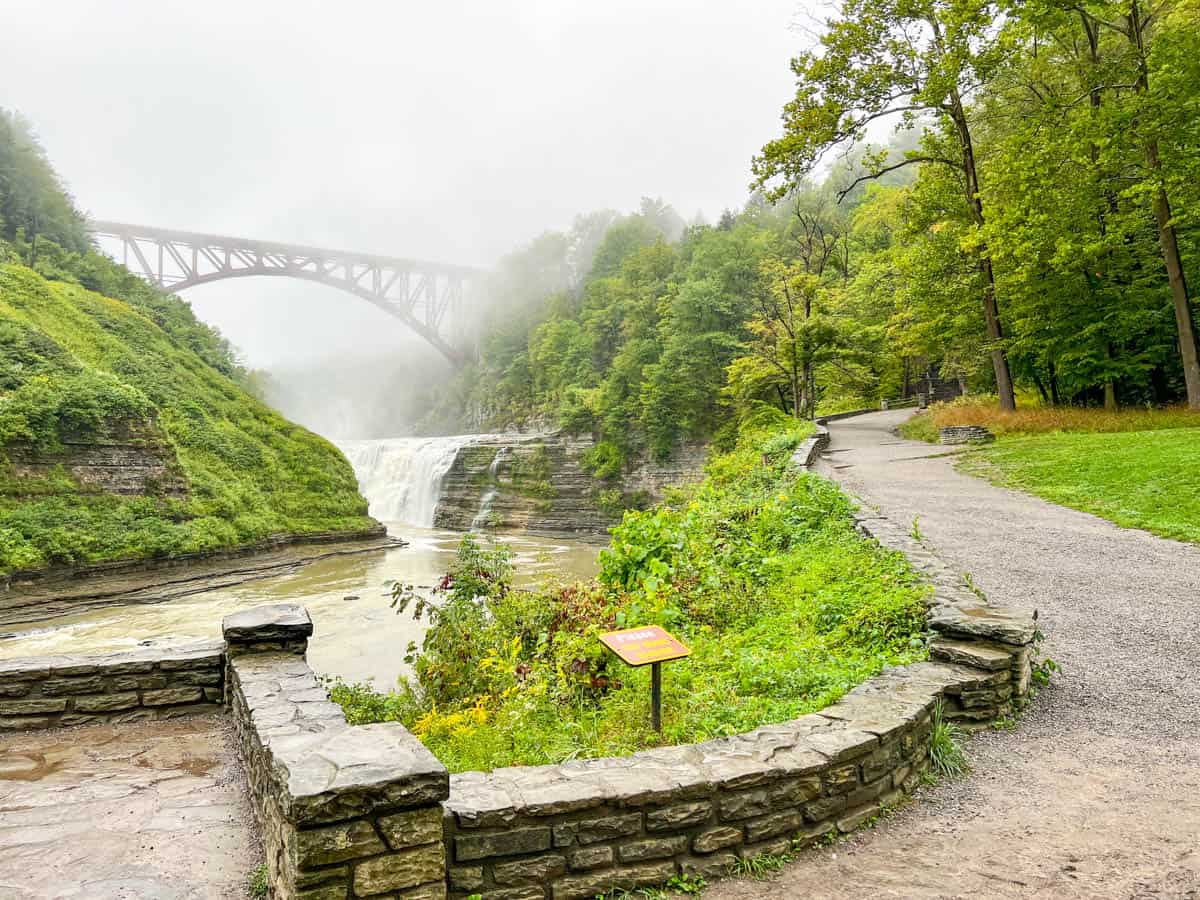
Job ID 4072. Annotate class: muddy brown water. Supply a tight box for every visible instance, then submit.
[0,526,600,690]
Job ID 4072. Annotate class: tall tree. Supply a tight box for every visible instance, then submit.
[753,0,1018,409]
[1104,0,1200,408]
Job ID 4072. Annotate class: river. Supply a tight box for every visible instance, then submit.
[0,437,602,689]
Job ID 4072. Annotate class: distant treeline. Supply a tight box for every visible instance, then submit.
[428,0,1200,458]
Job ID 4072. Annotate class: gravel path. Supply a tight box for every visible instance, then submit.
[708,409,1200,899]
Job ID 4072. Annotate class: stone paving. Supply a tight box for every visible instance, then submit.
[0,713,258,899]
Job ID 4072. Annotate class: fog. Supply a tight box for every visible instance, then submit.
[2,0,810,434]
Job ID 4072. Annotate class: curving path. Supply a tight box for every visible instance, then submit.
[710,409,1200,899]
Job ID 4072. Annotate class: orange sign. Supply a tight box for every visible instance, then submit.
[599,626,691,667]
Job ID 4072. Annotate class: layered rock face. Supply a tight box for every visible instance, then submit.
[6,421,187,498]
[433,434,706,536]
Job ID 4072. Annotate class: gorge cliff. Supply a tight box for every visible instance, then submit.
[432,433,707,535]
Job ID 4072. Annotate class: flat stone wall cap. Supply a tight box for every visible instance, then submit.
[929,602,1037,646]
[275,722,449,824]
[447,773,521,827]
[0,640,224,679]
[816,693,929,739]
[223,603,314,642]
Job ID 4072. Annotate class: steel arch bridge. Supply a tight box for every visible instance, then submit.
[90,220,480,363]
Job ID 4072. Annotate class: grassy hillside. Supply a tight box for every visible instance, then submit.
[0,260,375,575]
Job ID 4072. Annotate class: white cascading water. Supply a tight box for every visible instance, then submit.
[337,436,479,527]
[470,446,509,530]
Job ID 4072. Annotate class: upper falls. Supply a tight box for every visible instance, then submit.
[338,433,707,536]
[337,436,480,527]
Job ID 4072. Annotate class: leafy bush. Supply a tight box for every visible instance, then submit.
[0,369,153,448]
[332,418,929,772]
[581,440,624,481]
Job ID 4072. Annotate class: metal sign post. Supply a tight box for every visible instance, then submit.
[599,626,691,733]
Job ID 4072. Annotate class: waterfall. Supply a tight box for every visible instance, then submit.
[338,436,478,527]
[470,447,509,531]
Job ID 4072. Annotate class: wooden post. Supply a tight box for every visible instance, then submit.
[651,661,662,733]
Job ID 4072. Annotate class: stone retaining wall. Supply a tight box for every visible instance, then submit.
[223,604,450,900]
[439,507,1037,899]
[0,640,224,731]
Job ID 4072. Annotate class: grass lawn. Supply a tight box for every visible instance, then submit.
[960,429,1200,544]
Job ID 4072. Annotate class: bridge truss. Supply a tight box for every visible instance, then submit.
[90,220,479,363]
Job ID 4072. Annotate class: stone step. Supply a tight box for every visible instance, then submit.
[928,601,1038,646]
[930,637,1016,672]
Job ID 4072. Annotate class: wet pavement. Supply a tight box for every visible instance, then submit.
[0,713,257,899]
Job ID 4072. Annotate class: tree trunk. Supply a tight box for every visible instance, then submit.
[1104,344,1118,410]
[775,384,790,415]
[1104,380,1117,411]
[950,90,1016,411]
[1032,372,1050,404]
[979,257,1016,409]
[1129,0,1200,409]
[1147,144,1200,409]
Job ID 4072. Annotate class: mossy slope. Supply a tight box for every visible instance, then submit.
[0,261,375,575]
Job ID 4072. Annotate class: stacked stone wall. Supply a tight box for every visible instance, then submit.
[0,641,224,731]
[223,604,451,900]
[439,507,1037,899]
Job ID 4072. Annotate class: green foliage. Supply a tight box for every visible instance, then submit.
[729,852,792,880]
[898,413,939,444]
[599,873,708,899]
[928,699,970,780]
[0,110,90,254]
[332,419,929,773]
[247,864,269,899]
[750,0,1200,411]
[0,261,374,574]
[1032,656,1061,692]
[0,369,152,448]
[581,440,624,481]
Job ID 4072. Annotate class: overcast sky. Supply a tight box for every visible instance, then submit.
[2,0,808,367]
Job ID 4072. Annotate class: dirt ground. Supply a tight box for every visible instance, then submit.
[708,410,1200,899]
[0,713,259,899]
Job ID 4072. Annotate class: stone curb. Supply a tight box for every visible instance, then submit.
[791,410,879,470]
[0,639,225,731]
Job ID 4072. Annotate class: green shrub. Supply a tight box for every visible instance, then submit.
[928,699,969,779]
[334,418,929,773]
[581,439,625,480]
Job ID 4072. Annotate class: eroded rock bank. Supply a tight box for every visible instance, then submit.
[433,433,707,536]
[0,529,397,629]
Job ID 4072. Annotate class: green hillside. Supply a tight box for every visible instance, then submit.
[0,258,375,576]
